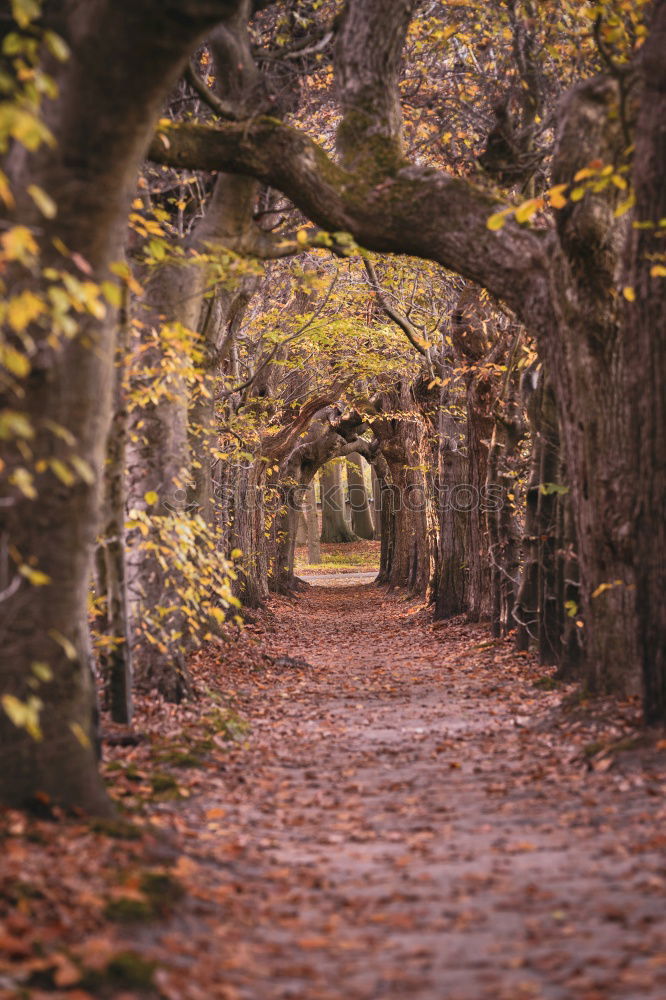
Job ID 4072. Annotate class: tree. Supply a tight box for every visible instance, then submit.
[320,461,357,543]
[150,0,666,721]
[2,0,664,818]
[346,453,375,540]
[0,0,241,813]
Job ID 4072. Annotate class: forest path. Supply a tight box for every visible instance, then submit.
[155,584,665,1000]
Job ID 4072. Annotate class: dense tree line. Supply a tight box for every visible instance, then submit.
[0,0,663,813]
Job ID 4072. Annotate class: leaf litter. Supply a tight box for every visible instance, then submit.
[0,581,665,999]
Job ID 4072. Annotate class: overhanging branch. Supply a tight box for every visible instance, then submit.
[148,117,550,322]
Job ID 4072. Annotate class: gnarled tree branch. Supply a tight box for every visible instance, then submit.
[148,117,551,323]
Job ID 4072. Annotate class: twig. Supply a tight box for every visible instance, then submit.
[185,63,240,121]
[362,258,435,371]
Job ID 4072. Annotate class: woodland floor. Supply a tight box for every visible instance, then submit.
[1,573,665,1000]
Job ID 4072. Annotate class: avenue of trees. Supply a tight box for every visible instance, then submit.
[0,0,664,813]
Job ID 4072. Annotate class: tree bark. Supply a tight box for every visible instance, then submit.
[147,3,666,718]
[320,462,357,543]
[347,453,375,540]
[371,464,382,540]
[0,0,239,812]
[304,481,321,564]
[96,299,133,724]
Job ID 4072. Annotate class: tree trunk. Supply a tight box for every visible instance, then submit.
[95,301,133,724]
[320,462,357,543]
[0,0,238,812]
[296,512,308,546]
[435,402,469,619]
[371,464,382,540]
[347,453,375,540]
[304,481,321,564]
[125,267,193,701]
[622,5,666,721]
[536,380,561,664]
[464,370,494,622]
[230,460,269,608]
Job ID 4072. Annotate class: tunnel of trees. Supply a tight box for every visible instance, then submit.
[0,0,664,816]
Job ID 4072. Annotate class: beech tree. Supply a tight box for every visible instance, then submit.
[347,453,375,540]
[149,0,665,720]
[0,0,245,813]
[1,0,664,818]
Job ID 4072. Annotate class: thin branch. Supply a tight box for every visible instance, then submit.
[362,258,435,373]
[254,28,334,63]
[185,63,240,121]
[227,271,339,396]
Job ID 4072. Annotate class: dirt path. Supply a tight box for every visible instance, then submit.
[148,583,665,1000]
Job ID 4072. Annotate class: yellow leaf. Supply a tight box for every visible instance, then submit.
[11,0,40,27]
[19,565,51,586]
[50,457,76,486]
[486,211,508,231]
[101,281,123,307]
[0,409,34,440]
[27,184,57,219]
[7,290,46,332]
[515,198,543,224]
[0,344,30,377]
[622,286,635,302]
[2,225,38,262]
[69,721,91,749]
[144,490,159,505]
[31,662,53,682]
[296,229,309,245]
[0,170,15,209]
[650,265,666,277]
[43,29,70,62]
[614,192,635,218]
[70,455,95,485]
[9,467,36,498]
[547,184,568,209]
[2,693,43,740]
[49,629,77,660]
